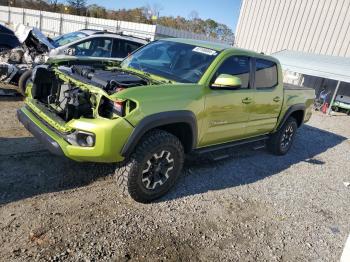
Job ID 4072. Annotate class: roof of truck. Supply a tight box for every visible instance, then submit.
[161,38,232,51]
[161,38,279,62]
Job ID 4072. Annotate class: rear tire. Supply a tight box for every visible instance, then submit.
[114,129,184,203]
[268,117,298,155]
[18,69,32,96]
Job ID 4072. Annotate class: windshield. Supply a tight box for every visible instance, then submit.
[52,31,88,47]
[120,40,219,83]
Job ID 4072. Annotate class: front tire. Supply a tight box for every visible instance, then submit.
[268,117,298,155]
[114,129,184,203]
[18,69,32,96]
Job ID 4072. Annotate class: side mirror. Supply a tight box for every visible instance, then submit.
[212,74,242,89]
[64,47,76,56]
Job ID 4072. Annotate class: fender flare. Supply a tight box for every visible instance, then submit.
[121,110,198,158]
[278,103,306,130]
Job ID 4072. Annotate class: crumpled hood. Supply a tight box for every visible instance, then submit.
[14,23,55,50]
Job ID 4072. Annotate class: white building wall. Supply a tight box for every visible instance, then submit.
[235,0,350,57]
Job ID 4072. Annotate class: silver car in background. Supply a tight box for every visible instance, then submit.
[0,24,148,95]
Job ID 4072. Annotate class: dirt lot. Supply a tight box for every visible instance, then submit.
[0,89,349,261]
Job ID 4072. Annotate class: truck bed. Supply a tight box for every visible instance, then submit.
[280,83,315,125]
[283,83,314,90]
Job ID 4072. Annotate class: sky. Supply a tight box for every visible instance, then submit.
[86,0,242,31]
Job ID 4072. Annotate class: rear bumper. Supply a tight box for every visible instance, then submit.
[17,108,64,156]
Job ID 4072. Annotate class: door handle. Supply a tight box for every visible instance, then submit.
[273,96,281,102]
[242,97,252,104]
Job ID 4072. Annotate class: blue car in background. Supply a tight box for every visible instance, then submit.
[0,24,20,52]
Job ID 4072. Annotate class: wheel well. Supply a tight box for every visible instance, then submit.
[157,123,194,153]
[290,110,304,127]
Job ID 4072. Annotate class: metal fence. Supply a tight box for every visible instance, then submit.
[0,5,224,43]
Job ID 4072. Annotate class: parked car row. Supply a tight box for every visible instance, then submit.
[0,23,148,94]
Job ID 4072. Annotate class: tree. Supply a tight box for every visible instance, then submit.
[66,0,87,15]
[48,0,59,11]
[143,3,163,21]
[188,10,199,21]
[5,0,234,43]
[87,4,107,18]
[188,10,199,32]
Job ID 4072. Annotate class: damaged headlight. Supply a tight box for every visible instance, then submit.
[98,97,125,118]
[66,130,95,147]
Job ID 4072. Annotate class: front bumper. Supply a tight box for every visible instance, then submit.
[17,108,64,156]
[17,106,134,163]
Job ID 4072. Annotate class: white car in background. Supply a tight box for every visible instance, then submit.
[49,31,148,61]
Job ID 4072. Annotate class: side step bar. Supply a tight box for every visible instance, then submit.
[194,135,269,155]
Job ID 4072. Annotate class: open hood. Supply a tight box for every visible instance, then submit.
[14,24,55,50]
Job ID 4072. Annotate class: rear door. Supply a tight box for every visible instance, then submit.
[200,55,255,146]
[112,39,143,60]
[246,58,283,137]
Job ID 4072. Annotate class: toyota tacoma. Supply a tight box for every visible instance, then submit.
[17,38,315,203]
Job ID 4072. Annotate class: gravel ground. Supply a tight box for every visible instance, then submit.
[0,88,349,261]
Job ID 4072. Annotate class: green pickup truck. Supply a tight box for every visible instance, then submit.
[17,38,315,202]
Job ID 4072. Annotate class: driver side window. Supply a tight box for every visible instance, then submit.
[213,56,251,89]
[70,37,112,57]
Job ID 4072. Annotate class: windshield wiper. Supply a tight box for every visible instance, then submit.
[158,79,173,84]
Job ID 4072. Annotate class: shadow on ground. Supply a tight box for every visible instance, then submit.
[0,125,346,205]
[163,125,347,201]
[0,87,22,101]
[0,143,114,206]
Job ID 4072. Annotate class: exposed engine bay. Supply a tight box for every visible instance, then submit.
[31,65,148,122]
[0,24,52,83]
[60,64,149,93]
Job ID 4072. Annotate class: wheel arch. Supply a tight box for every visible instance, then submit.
[278,104,305,130]
[121,111,197,158]
[18,69,33,96]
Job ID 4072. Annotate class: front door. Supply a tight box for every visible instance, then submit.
[68,37,113,59]
[200,55,255,146]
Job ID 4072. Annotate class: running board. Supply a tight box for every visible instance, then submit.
[194,135,269,155]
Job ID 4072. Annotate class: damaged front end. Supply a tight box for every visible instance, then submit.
[29,64,148,123]
[26,63,153,159]
[19,64,151,162]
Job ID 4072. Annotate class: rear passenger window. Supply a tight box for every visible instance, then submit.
[214,56,251,89]
[255,59,278,89]
[112,40,142,58]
